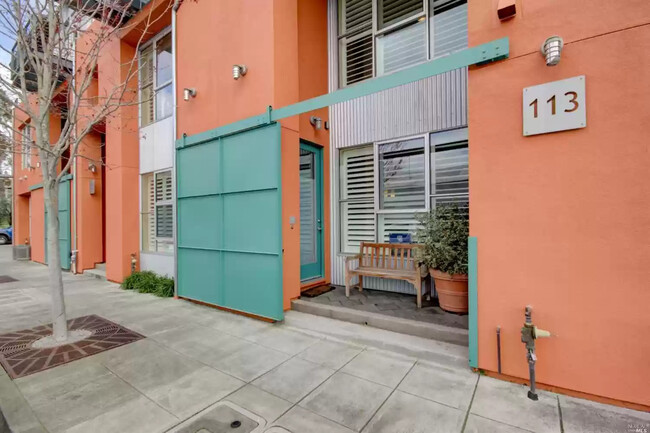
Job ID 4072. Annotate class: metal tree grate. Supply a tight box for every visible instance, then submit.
[0,315,144,379]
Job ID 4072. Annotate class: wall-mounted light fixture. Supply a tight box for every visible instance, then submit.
[310,116,322,130]
[541,36,563,66]
[232,64,247,80]
[88,163,97,173]
[183,88,197,101]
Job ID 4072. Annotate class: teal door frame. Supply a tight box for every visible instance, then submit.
[299,141,324,281]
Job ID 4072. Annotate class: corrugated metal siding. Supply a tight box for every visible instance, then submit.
[330,69,467,148]
[327,0,467,294]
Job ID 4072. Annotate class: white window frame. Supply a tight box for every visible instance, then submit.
[138,26,173,128]
[337,127,468,255]
[141,168,174,255]
[337,0,466,87]
[21,124,32,170]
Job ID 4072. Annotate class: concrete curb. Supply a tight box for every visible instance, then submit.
[291,299,468,346]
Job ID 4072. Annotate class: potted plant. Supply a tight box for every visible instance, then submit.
[416,203,469,313]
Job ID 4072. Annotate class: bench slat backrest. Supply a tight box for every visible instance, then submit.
[359,242,421,272]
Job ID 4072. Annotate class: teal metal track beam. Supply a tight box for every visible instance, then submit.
[177,37,509,149]
[29,173,74,191]
[468,236,478,368]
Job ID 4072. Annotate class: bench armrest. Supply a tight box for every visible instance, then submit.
[344,254,361,273]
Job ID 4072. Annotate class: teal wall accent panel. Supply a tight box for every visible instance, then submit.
[177,249,222,306]
[177,196,222,250]
[176,122,283,321]
[222,190,280,254]
[222,252,283,319]
[177,139,221,198]
[468,236,478,368]
[222,126,280,193]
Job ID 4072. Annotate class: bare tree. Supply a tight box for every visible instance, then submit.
[0,0,168,342]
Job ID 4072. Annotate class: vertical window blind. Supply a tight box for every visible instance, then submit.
[339,0,373,86]
[339,146,375,253]
[141,170,173,253]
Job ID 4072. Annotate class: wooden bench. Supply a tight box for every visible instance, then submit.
[344,242,427,308]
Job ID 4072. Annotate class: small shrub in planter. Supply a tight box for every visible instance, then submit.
[416,203,469,313]
[122,271,174,298]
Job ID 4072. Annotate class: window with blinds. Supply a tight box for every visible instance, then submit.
[430,129,468,211]
[378,0,423,29]
[339,146,375,254]
[430,0,468,58]
[139,30,173,128]
[21,124,32,169]
[339,0,373,86]
[338,0,467,86]
[379,138,425,209]
[141,170,173,254]
[338,128,468,254]
[139,46,154,127]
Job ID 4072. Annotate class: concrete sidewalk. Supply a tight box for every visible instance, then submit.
[0,246,648,433]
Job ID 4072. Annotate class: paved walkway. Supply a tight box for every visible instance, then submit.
[303,285,469,329]
[0,246,648,433]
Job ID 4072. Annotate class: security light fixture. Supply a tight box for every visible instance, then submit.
[232,64,247,80]
[541,36,563,66]
[183,88,197,101]
[88,163,97,173]
[310,116,322,130]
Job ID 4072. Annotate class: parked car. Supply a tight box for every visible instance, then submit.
[0,227,12,245]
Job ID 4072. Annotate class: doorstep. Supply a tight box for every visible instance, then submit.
[291,298,468,347]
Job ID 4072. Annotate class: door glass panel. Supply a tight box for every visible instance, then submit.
[300,149,316,264]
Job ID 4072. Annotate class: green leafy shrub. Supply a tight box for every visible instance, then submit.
[416,203,469,275]
[122,271,174,297]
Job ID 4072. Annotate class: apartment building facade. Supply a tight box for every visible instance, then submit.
[11,0,650,408]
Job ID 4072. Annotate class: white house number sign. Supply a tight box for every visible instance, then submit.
[523,75,586,136]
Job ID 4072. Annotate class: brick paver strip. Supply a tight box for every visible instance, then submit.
[0,315,144,379]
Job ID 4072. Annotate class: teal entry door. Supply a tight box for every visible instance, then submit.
[299,142,324,281]
[44,178,71,270]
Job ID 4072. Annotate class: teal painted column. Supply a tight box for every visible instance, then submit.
[468,236,478,368]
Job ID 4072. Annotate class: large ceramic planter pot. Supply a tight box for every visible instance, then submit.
[430,269,468,313]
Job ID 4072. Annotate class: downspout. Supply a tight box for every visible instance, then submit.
[172,0,181,297]
[70,31,78,273]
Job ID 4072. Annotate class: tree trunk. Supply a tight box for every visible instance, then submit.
[43,180,68,341]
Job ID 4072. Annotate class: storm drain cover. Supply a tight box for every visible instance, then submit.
[0,276,17,284]
[169,402,267,433]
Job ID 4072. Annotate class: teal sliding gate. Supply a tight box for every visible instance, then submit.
[176,123,283,321]
[44,178,72,270]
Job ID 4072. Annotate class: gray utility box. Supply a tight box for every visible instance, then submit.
[13,244,31,261]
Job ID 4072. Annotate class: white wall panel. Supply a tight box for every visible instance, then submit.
[140,252,173,277]
[139,116,174,174]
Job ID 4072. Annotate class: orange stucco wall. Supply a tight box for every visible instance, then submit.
[12,96,65,259]
[469,0,650,405]
[176,0,330,312]
[74,132,103,272]
[99,38,140,282]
